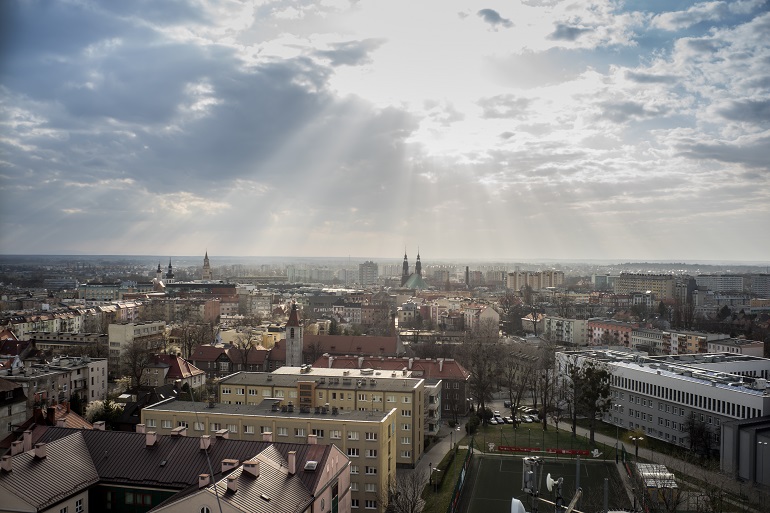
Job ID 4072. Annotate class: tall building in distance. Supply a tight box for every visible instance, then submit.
[202,251,212,280]
[506,270,564,291]
[285,303,303,367]
[358,260,378,286]
[165,259,175,284]
[613,273,676,300]
[401,251,410,286]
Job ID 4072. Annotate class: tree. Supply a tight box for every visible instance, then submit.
[457,319,502,418]
[500,344,536,421]
[121,339,153,388]
[232,326,259,370]
[565,357,612,443]
[534,342,558,431]
[684,412,714,457]
[84,399,124,428]
[387,470,428,513]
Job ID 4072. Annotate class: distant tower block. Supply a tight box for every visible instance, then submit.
[202,251,212,280]
[286,303,303,367]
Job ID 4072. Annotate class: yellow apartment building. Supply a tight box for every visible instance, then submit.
[218,367,428,468]
[141,398,396,513]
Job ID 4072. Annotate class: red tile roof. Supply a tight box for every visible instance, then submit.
[150,354,206,379]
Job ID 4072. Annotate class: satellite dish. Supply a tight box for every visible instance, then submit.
[546,473,556,492]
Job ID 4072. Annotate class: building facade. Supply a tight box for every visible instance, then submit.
[543,317,589,346]
[613,274,676,300]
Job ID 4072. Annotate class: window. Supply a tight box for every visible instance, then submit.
[60,508,68,513]
[222,387,231,394]
[352,499,360,508]
[387,395,395,402]
[262,390,271,397]
[227,424,238,433]
[147,419,156,428]
[348,431,360,440]
[194,422,205,431]
[402,397,410,403]
[236,388,244,395]
[295,428,306,437]
[201,508,211,513]
[365,483,377,492]
[211,423,221,431]
[365,432,377,441]
[351,465,359,474]
[401,450,411,458]
[330,430,341,439]
[277,427,288,436]
[351,482,359,491]
[359,393,368,401]
[249,389,256,396]
[401,409,411,417]
[401,437,411,444]
[365,500,377,509]
[453,382,459,389]
[245,425,254,434]
[75,499,83,513]
[402,424,410,431]
[161,420,172,429]
[312,428,324,438]
[348,448,360,457]
[126,492,135,505]
[365,466,377,475]
[366,449,378,458]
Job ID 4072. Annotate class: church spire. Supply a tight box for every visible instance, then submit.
[415,248,422,277]
[401,250,410,287]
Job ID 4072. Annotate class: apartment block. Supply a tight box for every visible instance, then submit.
[142,398,394,513]
[218,367,425,469]
[708,338,765,357]
[107,321,166,376]
[695,274,745,293]
[588,319,637,347]
[506,270,564,291]
[614,273,676,300]
[543,316,589,346]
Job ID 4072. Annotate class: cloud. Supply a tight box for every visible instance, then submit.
[716,99,770,124]
[477,9,513,29]
[548,23,592,41]
[625,71,678,84]
[314,39,386,66]
[477,95,532,119]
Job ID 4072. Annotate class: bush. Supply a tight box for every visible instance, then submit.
[466,415,480,434]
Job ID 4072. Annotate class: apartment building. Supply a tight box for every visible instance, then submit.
[107,321,166,376]
[218,367,425,469]
[751,274,770,298]
[506,270,564,291]
[695,274,745,293]
[142,398,392,513]
[614,273,676,300]
[543,316,589,346]
[659,330,730,355]
[556,349,770,456]
[588,319,637,347]
[708,338,765,357]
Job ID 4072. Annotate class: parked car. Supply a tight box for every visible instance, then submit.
[503,416,513,424]
[522,415,533,423]
[503,401,512,408]
[489,418,498,425]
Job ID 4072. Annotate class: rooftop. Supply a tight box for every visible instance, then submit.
[221,369,424,391]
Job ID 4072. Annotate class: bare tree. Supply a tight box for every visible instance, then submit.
[500,344,536,420]
[387,471,428,513]
[457,319,502,416]
[121,339,153,388]
[232,326,259,371]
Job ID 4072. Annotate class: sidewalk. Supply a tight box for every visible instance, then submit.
[404,420,467,481]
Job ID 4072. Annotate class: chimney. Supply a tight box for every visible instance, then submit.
[200,435,211,451]
[358,356,364,368]
[34,442,47,459]
[47,406,56,425]
[1,455,11,472]
[198,474,211,488]
[288,450,296,475]
[33,407,43,423]
[146,431,157,447]
[439,358,444,372]
[215,429,229,439]
[171,426,187,437]
[93,421,106,431]
[222,459,239,473]
[136,424,146,434]
[408,358,413,370]
[226,474,238,493]
[328,355,334,368]
[11,441,23,456]
[243,459,260,478]
[262,431,273,442]
[65,401,70,413]
[57,418,66,428]
[23,430,32,452]
[307,434,318,445]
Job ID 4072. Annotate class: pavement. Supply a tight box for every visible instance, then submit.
[403,419,468,483]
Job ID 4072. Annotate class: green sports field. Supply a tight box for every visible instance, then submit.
[462,454,632,513]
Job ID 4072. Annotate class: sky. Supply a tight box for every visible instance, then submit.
[1,0,769,263]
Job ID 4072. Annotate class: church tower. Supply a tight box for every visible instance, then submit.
[202,251,212,280]
[285,302,303,367]
[165,259,175,284]
[401,251,410,286]
[156,262,163,282]
[415,249,422,277]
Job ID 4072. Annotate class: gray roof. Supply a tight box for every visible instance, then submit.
[220,370,423,392]
[0,432,99,510]
[145,399,394,423]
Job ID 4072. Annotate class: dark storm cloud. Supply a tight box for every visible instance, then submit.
[716,99,770,124]
[548,23,592,41]
[477,9,513,28]
[314,39,386,66]
[477,95,531,118]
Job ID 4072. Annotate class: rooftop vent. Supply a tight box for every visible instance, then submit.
[304,460,318,471]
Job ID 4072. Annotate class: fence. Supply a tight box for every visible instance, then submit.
[445,442,474,513]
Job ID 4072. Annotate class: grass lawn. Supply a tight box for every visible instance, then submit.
[421,447,469,513]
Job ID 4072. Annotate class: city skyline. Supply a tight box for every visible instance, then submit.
[2,1,769,261]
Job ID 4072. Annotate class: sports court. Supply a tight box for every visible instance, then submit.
[462,453,631,513]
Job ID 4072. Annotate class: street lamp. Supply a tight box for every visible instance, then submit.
[630,436,644,462]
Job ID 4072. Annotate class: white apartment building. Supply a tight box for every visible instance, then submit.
[695,274,745,293]
[544,316,589,346]
[556,349,770,452]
